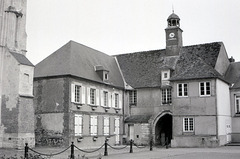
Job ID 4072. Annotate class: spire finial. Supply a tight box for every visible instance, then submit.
[172,4,174,13]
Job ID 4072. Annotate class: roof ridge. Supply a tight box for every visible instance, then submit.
[182,41,223,48]
[69,40,111,57]
[114,49,164,56]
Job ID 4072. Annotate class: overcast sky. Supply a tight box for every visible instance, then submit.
[26,0,240,65]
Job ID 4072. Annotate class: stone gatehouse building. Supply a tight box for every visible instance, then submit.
[33,12,240,148]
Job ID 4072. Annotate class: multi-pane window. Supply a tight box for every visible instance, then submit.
[115,93,119,108]
[72,83,85,104]
[90,116,98,136]
[200,82,211,96]
[162,88,172,104]
[75,85,81,103]
[235,96,240,114]
[90,88,96,105]
[183,117,194,132]
[164,73,168,79]
[129,90,137,105]
[103,117,110,135]
[103,91,108,107]
[74,114,83,136]
[177,83,188,97]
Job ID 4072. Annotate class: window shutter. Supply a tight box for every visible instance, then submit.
[75,114,82,136]
[101,90,104,106]
[71,84,75,102]
[119,94,122,109]
[81,86,85,104]
[96,89,100,106]
[108,93,112,107]
[91,116,98,135]
[87,87,90,104]
[112,93,115,107]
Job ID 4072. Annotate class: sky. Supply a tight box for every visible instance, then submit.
[26,0,240,65]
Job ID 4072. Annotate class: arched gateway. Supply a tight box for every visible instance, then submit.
[153,111,172,146]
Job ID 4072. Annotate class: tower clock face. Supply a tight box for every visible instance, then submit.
[169,32,175,38]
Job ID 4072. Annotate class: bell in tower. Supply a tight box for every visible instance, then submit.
[165,12,183,56]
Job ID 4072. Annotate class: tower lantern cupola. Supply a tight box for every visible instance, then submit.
[167,13,180,27]
[165,12,183,56]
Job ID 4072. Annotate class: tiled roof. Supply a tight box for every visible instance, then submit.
[10,52,34,67]
[170,43,223,81]
[116,50,179,88]
[34,41,125,88]
[125,115,152,123]
[116,42,223,88]
[225,62,240,88]
[168,13,180,20]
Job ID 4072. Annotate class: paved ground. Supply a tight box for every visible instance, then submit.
[0,145,240,159]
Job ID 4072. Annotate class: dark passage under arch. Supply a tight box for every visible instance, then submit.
[155,114,172,146]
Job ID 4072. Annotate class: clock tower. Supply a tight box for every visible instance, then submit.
[165,12,183,56]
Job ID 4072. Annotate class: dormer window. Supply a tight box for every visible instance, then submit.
[95,65,109,82]
[104,72,109,80]
[164,73,168,79]
[161,70,170,81]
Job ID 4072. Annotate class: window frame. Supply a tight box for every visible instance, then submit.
[235,95,240,114]
[74,85,81,103]
[177,83,188,97]
[162,88,172,104]
[103,91,108,107]
[103,117,110,135]
[90,115,98,136]
[129,90,137,105]
[74,114,83,136]
[183,117,194,132]
[199,81,211,97]
[114,93,119,108]
[90,88,96,105]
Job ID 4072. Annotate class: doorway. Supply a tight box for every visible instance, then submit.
[155,114,172,146]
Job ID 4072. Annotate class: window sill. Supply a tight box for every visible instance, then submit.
[199,95,211,97]
[161,103,172,105]
[102,106,111,112]
[234,113,240,117]
[89,104,97,110]
[113,107,121,113]
[130,103,137,107]
[182,132,194,135]
[72,102,83,105]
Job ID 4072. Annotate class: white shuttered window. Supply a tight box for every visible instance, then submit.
[71,83,85,104]
[90,116,98,136]
[104,117,110,135]
[74,114,83,136]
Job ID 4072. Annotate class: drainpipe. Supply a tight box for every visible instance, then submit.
[215,79,219,140]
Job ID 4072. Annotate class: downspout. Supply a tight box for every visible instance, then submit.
[215,79,219,140]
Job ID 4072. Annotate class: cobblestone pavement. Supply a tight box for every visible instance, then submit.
[0,146,240,159]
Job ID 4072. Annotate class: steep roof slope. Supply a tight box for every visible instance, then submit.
[34,41,124,88]
[116,42,224,88]
[10,52,34,67]
[116,50,179,88]
[225,62,240,88]
[171,42,224,81]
